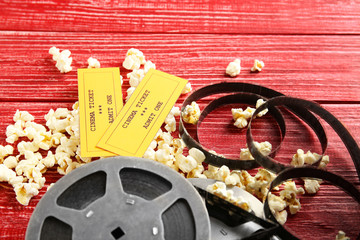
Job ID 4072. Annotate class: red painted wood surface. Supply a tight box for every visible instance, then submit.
[0,1,360,239]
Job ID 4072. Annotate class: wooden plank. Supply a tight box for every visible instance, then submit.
[0,101,359,239]
[0,0,360,34]
[0,32,359,102]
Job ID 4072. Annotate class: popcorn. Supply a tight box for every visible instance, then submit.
[176,154,197,173]
[182,82,192,94]
[336,231,350,240]
[182,101,200,124]
[0,145,14,162]
[239,141,272,160]
[164,115,177,133]
[255,99,268,117]
[122,48,146,70]
[268,193,286,212]
[231,107,255,128]
[87,57,101,68]
[291,149,322,167]
[3,156,18,169]
[304,178,321,194]
[291,149,329,195]
[126,87,136,102]
[144,60,156,73]
[274,210,288,225]
[214,165,231,182]
[251,59,265,72]
[13,110,34,123]
[41,151,56,168]
[247,168,277,199]
[226,59,241,77]
[128,69,145,87]
[49,46,73,73]
[279,181,305,215]
[14,182,40,206]
[143,147,156,161]
[203,165,219,179]
[6,120,27,143]
[206,181,251,212]
[187,164,206,179]
[17,141,39,155]
[188,148,205,164]
[0,164,17,182]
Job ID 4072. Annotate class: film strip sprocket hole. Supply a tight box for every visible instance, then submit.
[180,82,360,239]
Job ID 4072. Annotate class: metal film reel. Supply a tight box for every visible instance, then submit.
[26,157,210,240]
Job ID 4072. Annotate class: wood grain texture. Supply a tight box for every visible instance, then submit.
[1,0,360,239]
[0,32,359,102]
[0,101,359,239]
[0,0,360,34]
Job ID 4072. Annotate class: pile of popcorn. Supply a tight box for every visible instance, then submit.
[231,98,268,129]
[0,103,87,205]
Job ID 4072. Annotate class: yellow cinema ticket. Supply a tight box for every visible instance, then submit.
[97,69,187,157]
[78,67,123,157]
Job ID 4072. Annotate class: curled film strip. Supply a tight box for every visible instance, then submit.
[180,82,360,239]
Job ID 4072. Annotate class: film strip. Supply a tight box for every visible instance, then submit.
[179,82,360,239]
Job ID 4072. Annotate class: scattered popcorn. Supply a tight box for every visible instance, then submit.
[87,57,100,68]
[176,154,197,173]
[214,165,231,182]
[203,165,220,179]
[188,148,205,164]
[291,149,322,167]
[226,59,241,77]
[274,210,288,225]
[0,164,17,182]
[0,145,14,163]
[14,182,39,206]
[13,110,34,123]
[255,99,268,117]
[144,60,156,73]
[268,193,286,212]
[304,178,321,194]
[279,181,305,214]
[187,164,206,179]
[128,69,145,87]
[164,115,177,133]
[182,101,201,124]
[336,231,350,240]
[231,107,255,128]
[49,46,73,73]
[291,149,330,195]
[247,168,277,199]
[126,87,136,102]
[143,147,156,161]
[206,181,251,212]
[251,59,265,72]
[3,156,18,169]
[122,48,146,70]
[239,141,272,160]
[181,82,192,94]
[6,120,27,143]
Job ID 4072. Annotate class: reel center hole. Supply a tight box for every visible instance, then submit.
[111,227,125,239]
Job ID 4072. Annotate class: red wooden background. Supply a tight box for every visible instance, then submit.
[1,0,360,239]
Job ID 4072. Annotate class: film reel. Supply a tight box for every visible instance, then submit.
[25,157,210,240]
